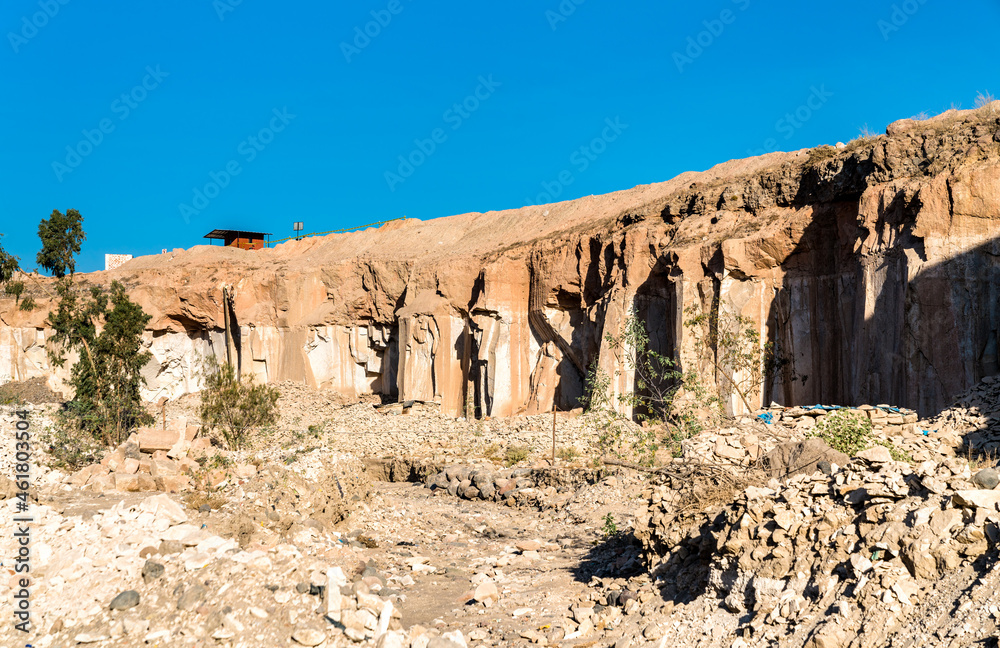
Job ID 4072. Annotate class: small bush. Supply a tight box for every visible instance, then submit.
[810,410,873,456]
[602,513,619,539]
[556,446,579,461]
[43,416,105,471]
[200,361,280,451]
[806,145,838,166]
[482,443,500,461]
[810,410,910,461]
[504,445,530,467]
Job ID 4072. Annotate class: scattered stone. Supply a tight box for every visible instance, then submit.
[973,467,999,490]
[292,626,327,646]
[856,445,893,463]
[177,584,207,611]
[142,560,165,584]
[109,589,140,611]
[473,582,499,607]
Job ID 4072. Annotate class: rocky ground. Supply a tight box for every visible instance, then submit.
[4,377,1000,647]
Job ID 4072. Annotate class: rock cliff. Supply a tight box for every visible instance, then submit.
[3,105,1000,417]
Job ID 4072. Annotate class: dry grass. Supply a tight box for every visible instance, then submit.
[183,490,228,511]
[974,90,996,110]
[962,444,999,472]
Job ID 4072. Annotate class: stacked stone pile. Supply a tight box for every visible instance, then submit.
[925,375,1000,454]
[67,418,221,494]
[685,400,970,468]
[636,446,1000,647]
[422,463,601,509]
[682,427,779,467]
[762,403,965,460]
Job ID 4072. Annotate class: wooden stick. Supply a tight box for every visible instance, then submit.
[552,403,556,465]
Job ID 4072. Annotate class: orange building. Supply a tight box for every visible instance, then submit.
[204,229,271,250]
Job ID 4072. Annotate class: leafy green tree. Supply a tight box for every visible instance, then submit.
[37,209,85,279]
[0,234,20,286]
[0,235,33,311]
[200,360,280,450]
[4,279,24,303]
[48,280,154,446]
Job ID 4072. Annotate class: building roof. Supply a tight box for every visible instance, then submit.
[204,229,272,240]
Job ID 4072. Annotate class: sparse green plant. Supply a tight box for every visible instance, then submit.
[582,314,724,464]
[0,234,21,290]
[809,410,910,462]
[41,418,105,470]
[556,446,579,462]
[307,423,325,438]
[504,444,530,467]
[684,305,793,415]
[810,410,873,456]
[878,441,912,463]
[5,280,24,303]
[207,453,234,470]
[602,513,619,539]
[199,360,280,451]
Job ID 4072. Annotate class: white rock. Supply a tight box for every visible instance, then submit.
[144,630,171,643]
[441,631,467,648]
[292,626,327,646]
[160,523,200,542]
[139,494,188,525]
[327,566,348,589]
[376,631,406,648]
[74,633,110,643]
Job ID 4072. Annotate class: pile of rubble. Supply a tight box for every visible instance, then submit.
[685,401,970,468]
[926,375,1000,455]
[422,463,600,509]
[762,403,965,461]
[68,421,206,493]
[0,490,465,648]
[636,441,1000,647]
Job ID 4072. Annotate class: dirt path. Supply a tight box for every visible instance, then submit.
[346,475,659,645]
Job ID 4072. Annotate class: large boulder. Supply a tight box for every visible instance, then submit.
[761,438,849,478]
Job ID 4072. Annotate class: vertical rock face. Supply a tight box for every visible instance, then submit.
[2,106,1000,418]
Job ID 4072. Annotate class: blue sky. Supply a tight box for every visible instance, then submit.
[2,0,998,273]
